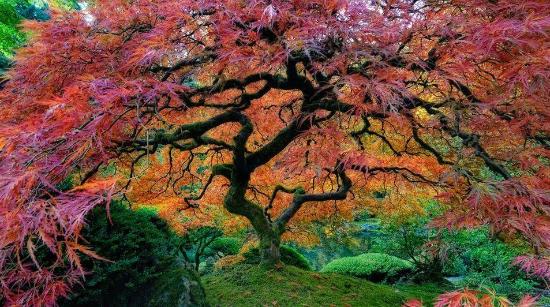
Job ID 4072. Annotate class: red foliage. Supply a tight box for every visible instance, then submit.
[0,0,548,305]
[434,289,538,307]
[432,178,550,250]
[513,255,550,282]
[403,299,423,307]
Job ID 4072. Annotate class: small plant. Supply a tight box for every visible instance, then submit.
[179,226,223,271]
[321,253,413,282]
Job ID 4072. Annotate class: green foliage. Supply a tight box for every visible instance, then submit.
[13,1,49,20]
[294,219,370,270]
[370,210,538,299]
[204,237,241,257]
[243,245,312,271]
[203,263,442,306]
[0,0,25,58]
[55,174,75,191]
[194,235,241,275]
[46,0,79,10]
[0,0,77,64]
[0,53,13,74]
[369,211,446,282]
[0,1,19,26]
[441,228,536,300]
[179,226,223,272]
[279,245,312,271]
[61,201,207,307]
[320,253,413,282]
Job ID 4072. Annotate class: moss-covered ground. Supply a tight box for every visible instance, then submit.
[204,264,444,307]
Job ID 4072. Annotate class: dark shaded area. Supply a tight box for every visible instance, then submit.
[60,202,207,307]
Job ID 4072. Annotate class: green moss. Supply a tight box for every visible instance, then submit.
[203,264,443,306]
[279,245,312,271]
[243,245,313,271]
[321,253,413,282]
[149,268,207,307]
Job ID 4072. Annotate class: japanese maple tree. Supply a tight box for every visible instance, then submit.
[0,0,549,305]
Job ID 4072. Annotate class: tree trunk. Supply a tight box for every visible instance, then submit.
[221,178,283,266]
[258,231,282,265]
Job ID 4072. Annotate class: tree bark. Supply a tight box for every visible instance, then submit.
[222,167,285,266]
[258,230,281,265]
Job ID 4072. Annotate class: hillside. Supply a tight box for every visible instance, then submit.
[203,264,443,307]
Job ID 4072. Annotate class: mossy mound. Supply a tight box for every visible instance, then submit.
[321,253,413,282]
[243,245,313,271]
[203,263,443,306]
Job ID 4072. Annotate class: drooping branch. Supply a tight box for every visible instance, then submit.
[348,164,440,186]
[438,115,511,180]
[351,116,403,155]
[246,116,312,171]
[406,114,453,166]
[159,52,217,81]
[117,110,244,152]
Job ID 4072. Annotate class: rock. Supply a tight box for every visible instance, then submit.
[444,276,465,284]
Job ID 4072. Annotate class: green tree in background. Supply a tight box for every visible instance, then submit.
[0,0,26,70]
[0,0,78,73]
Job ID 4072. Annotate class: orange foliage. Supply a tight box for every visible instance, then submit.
[0,0,548,304]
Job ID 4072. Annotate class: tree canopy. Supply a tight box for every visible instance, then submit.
[0,0,548,305]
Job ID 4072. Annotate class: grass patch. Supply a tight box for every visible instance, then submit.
[203,264,444,306]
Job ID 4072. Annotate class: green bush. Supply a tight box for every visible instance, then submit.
[0,1,25,59]
[321,253,413,282]
[370,209,539,298]
[60,202,207,307]
[243,245,312,271]
[205,237,241,257]
[0,0,23,27]
[441,228,537,300]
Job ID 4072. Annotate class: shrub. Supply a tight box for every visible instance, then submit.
[321,253,413,282]
[371,211,539,298]
[60,202,207,307]
[442,229,537,300]
[205,237,241,257]
[179,226,223,271]
[177,228,240,275]
[243,245,312,271]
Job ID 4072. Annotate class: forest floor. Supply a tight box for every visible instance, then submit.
[203,264,444,307]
